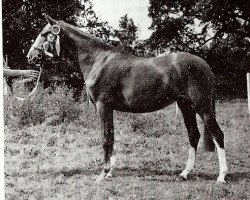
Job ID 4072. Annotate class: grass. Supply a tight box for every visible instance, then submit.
[4,89,250,199]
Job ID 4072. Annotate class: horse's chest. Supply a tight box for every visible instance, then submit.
[85,66,118,103]
[85,73,100,102]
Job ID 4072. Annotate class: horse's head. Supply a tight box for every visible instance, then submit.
[27,14,61,64]
[28,13,116,67]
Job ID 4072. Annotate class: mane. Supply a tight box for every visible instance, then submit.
[58,21,118,52]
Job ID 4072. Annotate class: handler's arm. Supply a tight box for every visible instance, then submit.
[4,68,39,78]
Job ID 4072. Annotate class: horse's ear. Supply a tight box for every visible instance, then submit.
[43,13,57,25]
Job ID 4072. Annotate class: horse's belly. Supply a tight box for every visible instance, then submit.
[119,89,176,113]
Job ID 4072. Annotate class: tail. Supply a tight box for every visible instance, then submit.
[198,83,216,152]
[203,93,216,152]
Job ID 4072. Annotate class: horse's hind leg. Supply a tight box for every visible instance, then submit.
[200,113,228,183]
[95,102,116,183]
[177,98,200,180]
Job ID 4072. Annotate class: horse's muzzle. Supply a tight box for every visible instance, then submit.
[28,53,43,64]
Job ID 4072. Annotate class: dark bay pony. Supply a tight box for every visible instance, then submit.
[27,14,228,183]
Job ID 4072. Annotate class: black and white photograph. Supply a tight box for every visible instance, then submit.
[2,0,249,199]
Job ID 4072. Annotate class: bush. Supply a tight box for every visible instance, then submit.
[4,84,83,129]
[44,85,83,125]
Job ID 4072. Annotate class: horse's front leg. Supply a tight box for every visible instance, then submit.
[95,102,116,183]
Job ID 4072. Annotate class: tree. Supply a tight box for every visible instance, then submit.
[148,0,250,55]
[114,14,138,54]
[77,0,113,42]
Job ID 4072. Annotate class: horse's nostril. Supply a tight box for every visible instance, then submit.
[28,57,32,64]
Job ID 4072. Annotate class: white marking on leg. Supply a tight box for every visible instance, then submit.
[213,140,228,183]
[180,146,196,179]
[198,130,204,150]
[95,154,116,182]
[106,153,116,178]
[110,154,116,168]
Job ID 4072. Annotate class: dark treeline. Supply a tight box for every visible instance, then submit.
[147,0,250,98]
[3,0,250,98]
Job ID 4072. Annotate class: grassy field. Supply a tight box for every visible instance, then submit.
[4,88,250,199]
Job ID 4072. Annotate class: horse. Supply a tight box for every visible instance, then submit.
[27,14,228,183]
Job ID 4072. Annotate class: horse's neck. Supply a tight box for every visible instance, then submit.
[68,35,113,75]
[63,25,124,77]
[78,46,113,76]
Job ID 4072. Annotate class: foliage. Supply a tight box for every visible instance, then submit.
[77,0,113,42]
[148,0,250,54]
[112,14,155,57]
[113,14,138,53]
[4,85,83,129]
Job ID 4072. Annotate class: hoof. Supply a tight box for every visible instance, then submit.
[106,171,113,178]
[216,172,228,184]
[95,170,107,184]
[176,175,187,182]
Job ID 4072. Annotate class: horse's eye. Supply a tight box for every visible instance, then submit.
[53,27,59,33]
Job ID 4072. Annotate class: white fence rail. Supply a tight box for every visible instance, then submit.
[247,73,250,113]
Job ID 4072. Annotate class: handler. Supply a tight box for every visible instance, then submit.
[42,32,56,58]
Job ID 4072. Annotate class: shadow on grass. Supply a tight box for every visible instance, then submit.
[58,167,180,178]
[58,167,249,182]
[225,172,250,182]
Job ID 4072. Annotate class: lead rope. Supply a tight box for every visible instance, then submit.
[7,66,43,101]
